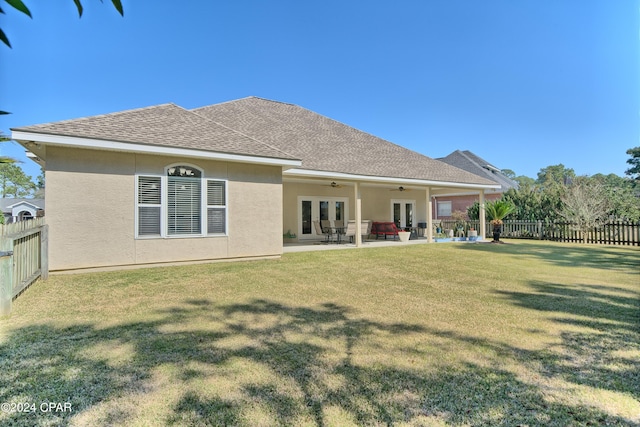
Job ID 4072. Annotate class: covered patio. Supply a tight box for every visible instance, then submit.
[282,173,497,248]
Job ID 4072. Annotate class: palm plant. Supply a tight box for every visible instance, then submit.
[485,200,516,242]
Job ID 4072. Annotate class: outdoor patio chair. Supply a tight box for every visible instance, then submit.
[321,219,338,242]
[314,220,333,243]
[361,219,372,240]
[334,219,345,240]
[344,220,357,243]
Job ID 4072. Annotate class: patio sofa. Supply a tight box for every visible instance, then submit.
[371,221,400,240]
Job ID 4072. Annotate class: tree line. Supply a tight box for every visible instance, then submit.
[468,148,640,232]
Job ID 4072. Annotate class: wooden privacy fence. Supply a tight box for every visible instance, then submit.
[438,219,639,246]
[1,217,48,315]
[544,220,639,245]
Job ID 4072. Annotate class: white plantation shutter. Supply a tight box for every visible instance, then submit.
[136,168,227,238]
[207,180,226,234]
[137,176,161,236]
[167,176,201,235]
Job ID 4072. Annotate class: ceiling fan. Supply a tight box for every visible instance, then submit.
[391,186,411,192]
[322,181,344,188]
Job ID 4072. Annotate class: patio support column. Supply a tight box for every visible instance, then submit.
[479,189,486,240]
[426,187,433,242]
[354,182,362,247]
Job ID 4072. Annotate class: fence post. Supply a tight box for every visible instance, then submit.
[0,236,13,316]
[41,225,48,280]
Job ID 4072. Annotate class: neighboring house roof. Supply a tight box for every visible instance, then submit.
[0,198,45,214]
[437,150,518,192]
[12,97,498,188]
[194,97,496,186]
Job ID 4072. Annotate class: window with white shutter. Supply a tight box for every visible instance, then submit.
[136,165,227,238]
[207,180,226,234]
[137,176,161,236]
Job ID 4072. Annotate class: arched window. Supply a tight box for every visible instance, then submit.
[136,164,227,238]
[18,211,34,221]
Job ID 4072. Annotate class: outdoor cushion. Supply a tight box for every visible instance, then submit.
[371,222,400,239]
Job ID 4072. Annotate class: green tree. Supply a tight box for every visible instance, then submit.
[467,201,480,220]
[0,162,36,197]
[499,168,535,188]
[591,173,640,221]
[33,167,45,198]
[625,146,640,182]
[500,169,516,179]
[512,175,535,188]
[536,164,576,187]
[1,0,123,48]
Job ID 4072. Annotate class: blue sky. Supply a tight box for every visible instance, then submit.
[1,0,638,182]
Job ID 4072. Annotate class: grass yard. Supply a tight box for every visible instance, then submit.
[1,240,639,426]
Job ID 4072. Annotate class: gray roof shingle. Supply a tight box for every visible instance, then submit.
[13,103,298,161]
[437,150,519,191]
[13,97,498,186]
[194,97,496,186]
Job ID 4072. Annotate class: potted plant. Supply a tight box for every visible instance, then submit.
[397,230,411,242]
[485,200,515,243]
[467,226,478,241]
[451,211,467,240]
[282,229,297,243]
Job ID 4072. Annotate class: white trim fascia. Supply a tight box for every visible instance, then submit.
[433,189,503,198]
[284,168,501,190]
[12,131,302,169]
[7,201,40,209]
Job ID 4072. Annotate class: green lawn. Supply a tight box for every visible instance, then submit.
[1,240,639,426]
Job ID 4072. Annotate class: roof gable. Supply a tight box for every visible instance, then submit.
[438,150,518,190]
[0,198,45,212]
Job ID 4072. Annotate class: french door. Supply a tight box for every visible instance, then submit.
[298,196,348,240]
[391,199,415,229]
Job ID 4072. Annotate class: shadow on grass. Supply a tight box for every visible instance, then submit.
[496,281,640,400]
[458,240,640,272]
[1,298,637,426]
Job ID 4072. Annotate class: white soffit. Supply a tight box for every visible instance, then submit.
[284,168,501,190]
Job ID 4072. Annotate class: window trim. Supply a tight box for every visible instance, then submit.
[135,164,228,239]
[437,200,452,218]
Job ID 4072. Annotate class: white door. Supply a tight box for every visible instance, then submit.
[391,199,416,229]
[298,196,348,240]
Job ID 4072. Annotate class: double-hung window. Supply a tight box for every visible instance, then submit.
[437,201,452,218]
[136,164,227,238]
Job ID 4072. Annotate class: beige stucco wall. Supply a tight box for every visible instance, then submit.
[45,146,282,270]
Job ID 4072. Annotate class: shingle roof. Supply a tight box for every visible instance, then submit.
[12,103,298,161]
[13,97,498,186]
[437,150,518,191]
[0,198,45,212]
[193,97,496,185]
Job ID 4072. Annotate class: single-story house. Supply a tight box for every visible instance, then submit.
[434,150,518,219]
[0,198,45,223]
[12,97,499,271]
